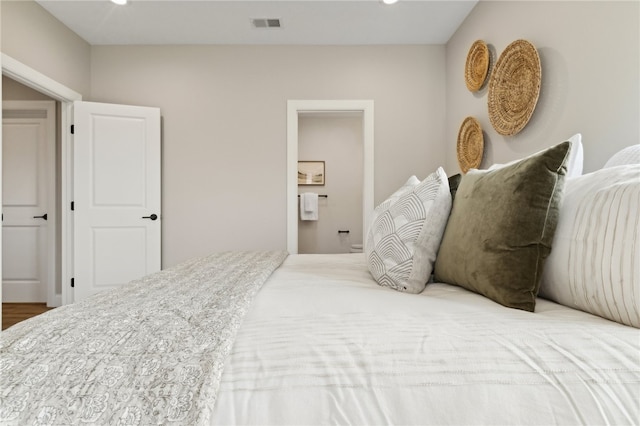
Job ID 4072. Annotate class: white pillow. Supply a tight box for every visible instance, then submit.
[366,167,451,294]
[565,133,584,178]
[539,165,640,328]
[488,133,583,178]
[603,144,640,168]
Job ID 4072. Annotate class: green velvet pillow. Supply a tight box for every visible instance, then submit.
[434,141,571,311]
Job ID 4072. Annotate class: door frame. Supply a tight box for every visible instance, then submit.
[286,100,374,254]
[2,53,82,306]
[2,100,56,305]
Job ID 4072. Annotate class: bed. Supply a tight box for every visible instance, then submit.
[1,140,639,425]
[211,253,639,425]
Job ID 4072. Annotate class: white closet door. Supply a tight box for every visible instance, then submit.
[73,101,161,302]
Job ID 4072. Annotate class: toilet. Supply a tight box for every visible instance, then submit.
[350,243,363,253]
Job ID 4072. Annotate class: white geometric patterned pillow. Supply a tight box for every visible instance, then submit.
[539,165,640,328]
[366,167,451,293]
[369,175,420,222]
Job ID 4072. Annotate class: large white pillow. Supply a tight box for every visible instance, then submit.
[366,167,451,294]
[539,165,640,328]
[565,133,584,178]
[603,144,640,168]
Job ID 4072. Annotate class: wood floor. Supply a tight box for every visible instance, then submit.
[2,303,54,331]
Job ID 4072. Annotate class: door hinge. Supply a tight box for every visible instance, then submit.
[71,201,75,211]
[71,124,75,134]
[71,278,75,288]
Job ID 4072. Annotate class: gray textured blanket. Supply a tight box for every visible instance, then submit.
[0,250,288,425]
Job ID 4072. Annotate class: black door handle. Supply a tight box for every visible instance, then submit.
[33,213,48,220]
[142,214,158,221]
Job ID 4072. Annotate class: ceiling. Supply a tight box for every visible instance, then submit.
[35,0,478,45]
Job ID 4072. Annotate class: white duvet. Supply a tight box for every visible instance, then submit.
[212,254,640,425]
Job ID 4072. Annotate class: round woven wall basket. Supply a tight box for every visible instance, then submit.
[488,39,541,136]
[464,40,490,92]
[457,116,484,173]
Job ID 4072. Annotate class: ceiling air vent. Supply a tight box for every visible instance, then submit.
[252,18,281,29]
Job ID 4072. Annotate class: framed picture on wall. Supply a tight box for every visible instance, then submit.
[298,161,325,186]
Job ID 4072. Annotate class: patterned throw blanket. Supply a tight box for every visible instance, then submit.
[0,250,288,425]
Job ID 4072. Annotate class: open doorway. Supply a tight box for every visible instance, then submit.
[1,55,161,319]
[297,112,364,254]
[2,94,58,306]
[287,100,374,255]
[1,53,83,316]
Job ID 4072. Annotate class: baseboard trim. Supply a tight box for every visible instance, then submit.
[49,294,62,308]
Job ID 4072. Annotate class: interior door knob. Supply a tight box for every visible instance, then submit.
[142,214,158,220]
[33,213,48,220]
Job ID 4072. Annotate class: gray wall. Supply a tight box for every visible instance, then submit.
[2,0,638,269]
[445,1,639,174]
[1,0,91,97]
[3,76,52,100]
[90,45,446,266]
[298,114,364,254]
[1,0,3,314]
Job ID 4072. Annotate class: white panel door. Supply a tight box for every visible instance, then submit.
[2,103,55,303]
[74,101,161,302]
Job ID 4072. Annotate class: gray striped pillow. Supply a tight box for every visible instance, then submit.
[539,165,640,328]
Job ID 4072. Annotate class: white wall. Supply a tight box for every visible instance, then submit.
[298,114,363,254]
[90,45,447,266]
[445,1,639,174]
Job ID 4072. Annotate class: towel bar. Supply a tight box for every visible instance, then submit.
[298,195,328,198]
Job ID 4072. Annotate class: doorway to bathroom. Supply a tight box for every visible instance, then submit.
[297,112,363,254]
[286,100,374,255]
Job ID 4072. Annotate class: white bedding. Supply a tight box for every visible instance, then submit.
[212,254,640,425]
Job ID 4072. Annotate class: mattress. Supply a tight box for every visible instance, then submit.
[211,253,640,425]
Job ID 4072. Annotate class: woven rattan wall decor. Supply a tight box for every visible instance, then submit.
[464,40,490,92]
[487,39,541,136]
[457,116,484,173]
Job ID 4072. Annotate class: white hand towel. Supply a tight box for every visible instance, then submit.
[300,193,318,221]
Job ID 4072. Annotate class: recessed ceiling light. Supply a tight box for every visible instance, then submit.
[382,0,399,4]
[111,0,127,5]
